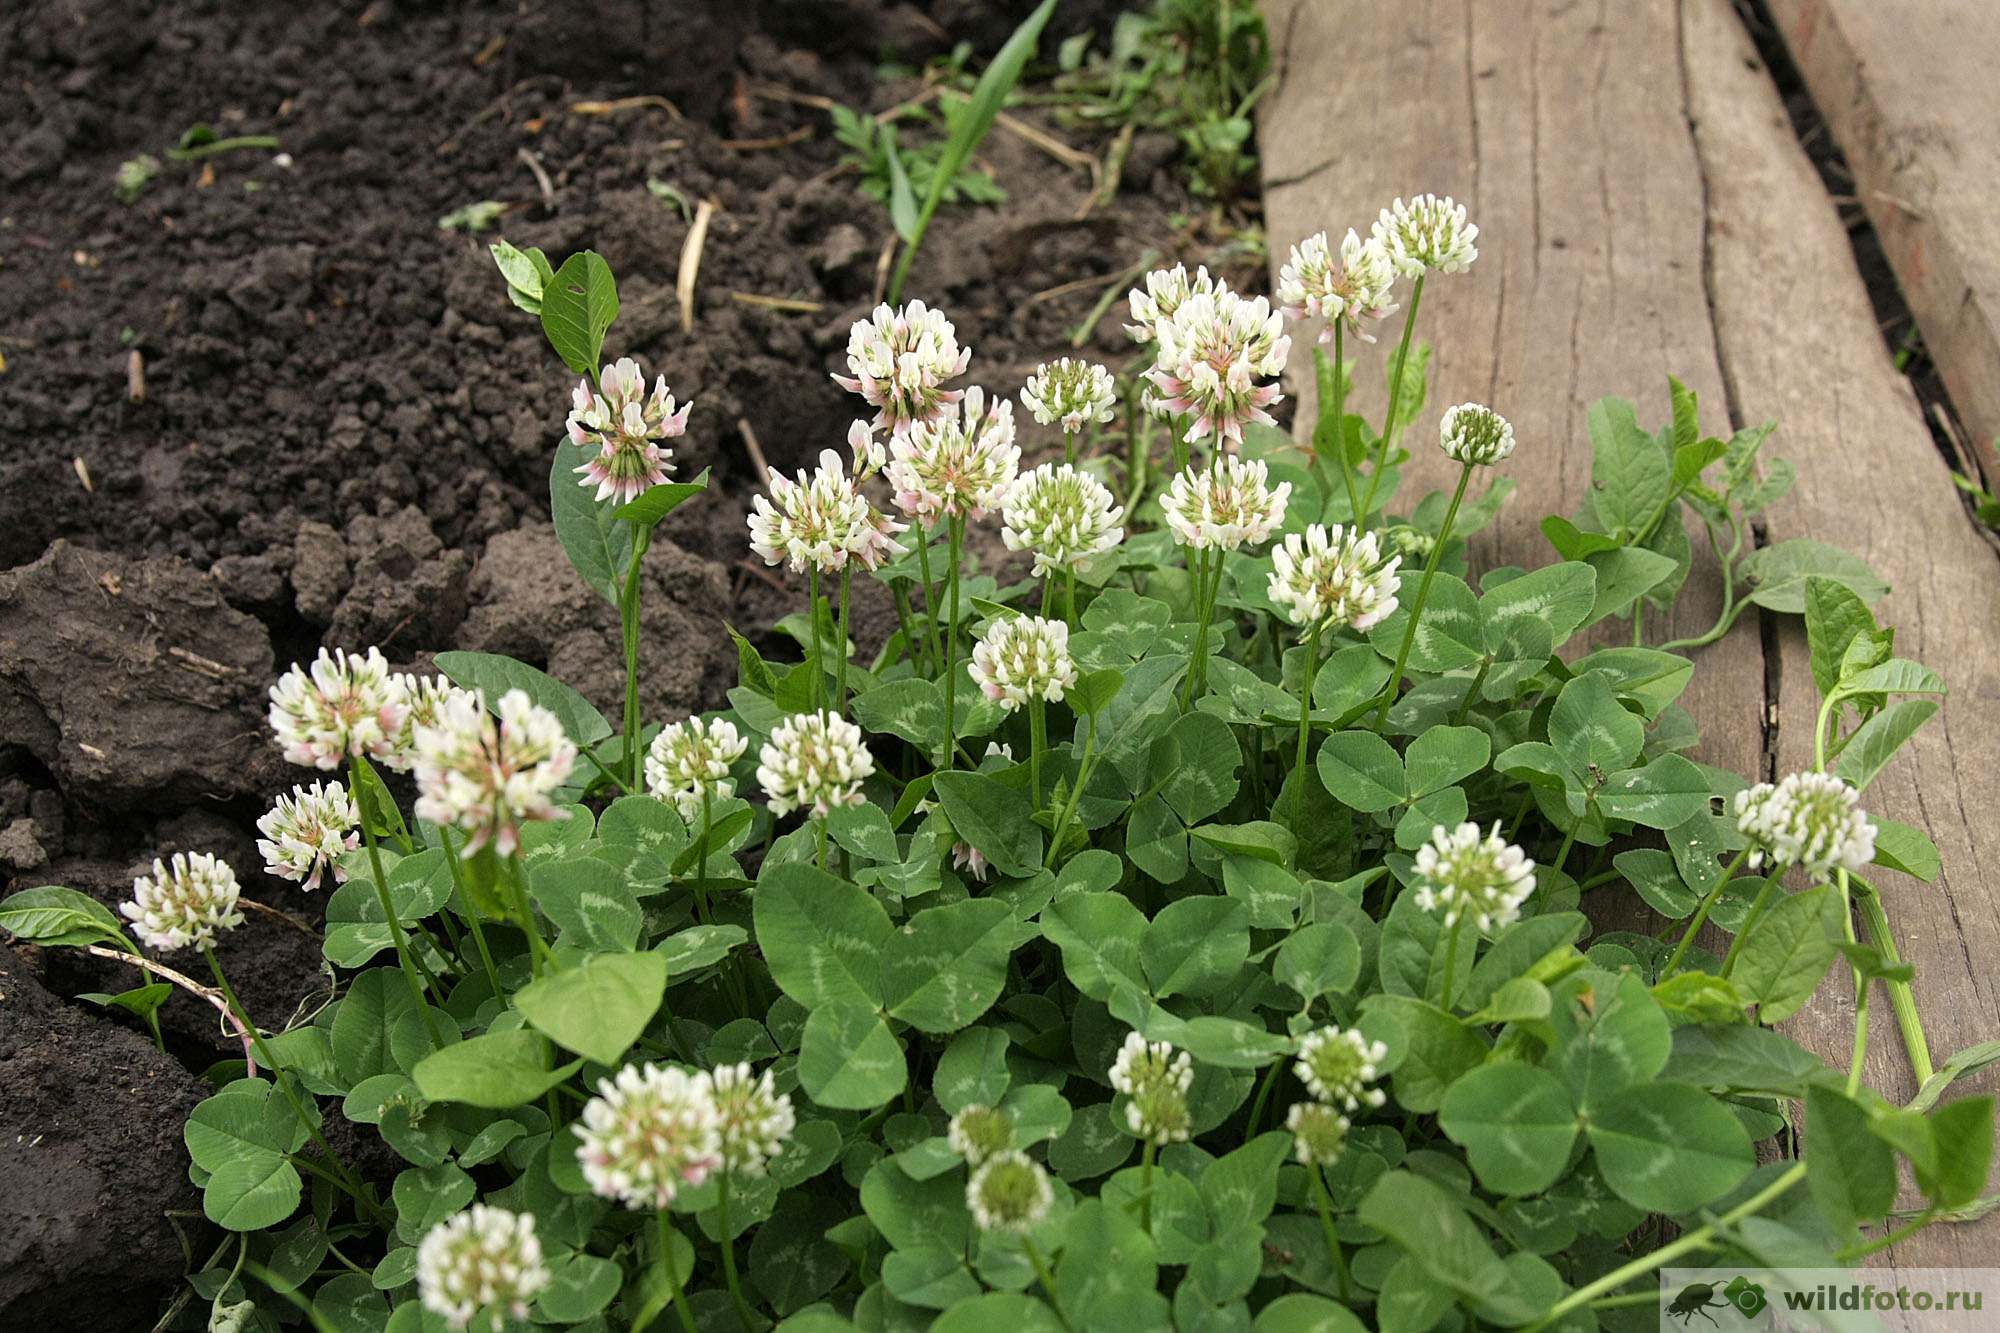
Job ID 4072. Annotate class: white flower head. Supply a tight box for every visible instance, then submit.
[1020,359,1118,435]
[574,1063,721,1210]
[389,674,478,770]
[1438,402,1516,466]
[833,300,971,437]
[748,448,908,575]
[1160,455,1291,552]
[1286,1101,1351,1166]
[1372,194,1478,277]
[1268,523,1404,634]
[415,1205,552,1332]
[1144,288,1291,450]
[1001,463,1126,576]
[1125,264,1216,343]
[1108,1032,1195,1145]
[268,647,408,771]
[756,709,875,819]
[886,386,1020,522]
[1413,821,1537,932]
[255,781,359,891]
[1277,229,1399,344]
[1734,771,1877,879]
[703,1061,795,1177]
[567,356,691,504]
[947,1103,1016,1165]
[413,689,578,858]
[645,716,748,823]
[969,615,1078,712]
[966,1150,1053,1235]
[1295,1026,1389,1113]
[122,852,244,952]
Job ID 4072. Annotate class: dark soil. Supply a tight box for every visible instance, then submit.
[0,0,1267,1325]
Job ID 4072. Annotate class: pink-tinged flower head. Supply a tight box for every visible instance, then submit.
[1160,456,1291,552]
[747,448,907,574]
[416,1205,551,1332]
[701,1061,795,1176]
[1268,523,1404,633]
[567,356,691,504]
[1001,463,1125,576]
[268,647,408,771]
[756,709,874,819]
[1020,358,1118,435]
[969,615,1077,712]
[1144,287,1291,450]
[1277,228,1399,344]
[847,419,886,481]
[1125,263,1216,343]
[256,780,360,891]
[886,386,1020,522]
[833,300,971,436]
[412,688,577,857]
[573,1062,721,1211]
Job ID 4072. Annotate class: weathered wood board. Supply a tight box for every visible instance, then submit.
[1259,0,2000,1268]
[1766,0,2000,478]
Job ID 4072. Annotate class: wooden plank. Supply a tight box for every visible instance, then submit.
[1682,0,2000,1265]
[1256,0,1765,789]
[1765,0,2000,476]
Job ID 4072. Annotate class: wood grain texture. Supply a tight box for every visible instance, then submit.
[1259,0,2000,1266]
[1256,0,1765,781]
[1765,0,2000,477]
[1682,0,2000,1266]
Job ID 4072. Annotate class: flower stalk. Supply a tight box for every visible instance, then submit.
[1374,461,1470,727]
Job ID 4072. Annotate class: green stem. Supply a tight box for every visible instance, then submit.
[1023,1237,1073,1332]
[1326,322,1361,523]
[1449,658,1492,725]
[1660,847,1752,978]
[438,828,503,1002]
[1551,820,1580,878]
[1245,1057,1286,1137]
[1375,462,1472,727]
[1522,1163,1807,1332]
[1308,1162,1355,1302]
[1065,569,1079,628]
[1838,868,1870,1096]
[1439,914,1467,1013]
[1855,880,1935,1083]
[1359,273,1425,521]
[1029,697,1047,813]
[1044,713,1098,870]
[350,758,446,1049]
[620,526,652,788]
[1064,428,1076,467]
[836,565,852,713]
[718,1173,755,1332]
[1837,1207,1939,1263]
[915,528,946,677]
[655,1211,700,1333]
[942,514,965,770]
[504,853,554,977]
[891,581,924,673]
[1139,1140,1157,1232]
[1719,870,1785,978]
[1293,620,1323,801]
[808,566,823,713]
[816,817,829,872]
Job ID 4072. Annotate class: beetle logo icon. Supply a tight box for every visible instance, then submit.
[1666,1276,1767,1325]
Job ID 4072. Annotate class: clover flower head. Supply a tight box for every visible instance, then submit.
[415,1205,552,1332]
[969,615,1078,712]
[748,448,907,574]
[966,1150,1053,1235]
[1108,1032,1195,1144]
[1277,228,1400,344]
[885,386,1020,522]
[1125,263,1216,343]
[703,1061,795,1177]
[574,1062,721,1210]
[1733,771,1877,879]
[390,673,478,769]
[1413,821,1537,932]
[255,781,359,891]
[1144,288,1291,450]
[567,356,691,504]
[833,300,971,436]
[952,841,992,883]
[1021,358,1118,435]
[757,709,875,819]
[645,716,748,823]
[412,689,577,858]
[947,1103,1016,1165]
[122,852,244,952]
[1387,525,1436,559]
[1438,402,1516,466]
[1001,463,1126,576]
[269,646,407,771]
[1295,1026,1388,1113]
[1268,523,1404,634]
[847,419,887,481]
[1372,194,1479,277]
[1286,1101,1351,1166]
[1160,455,1291,552]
